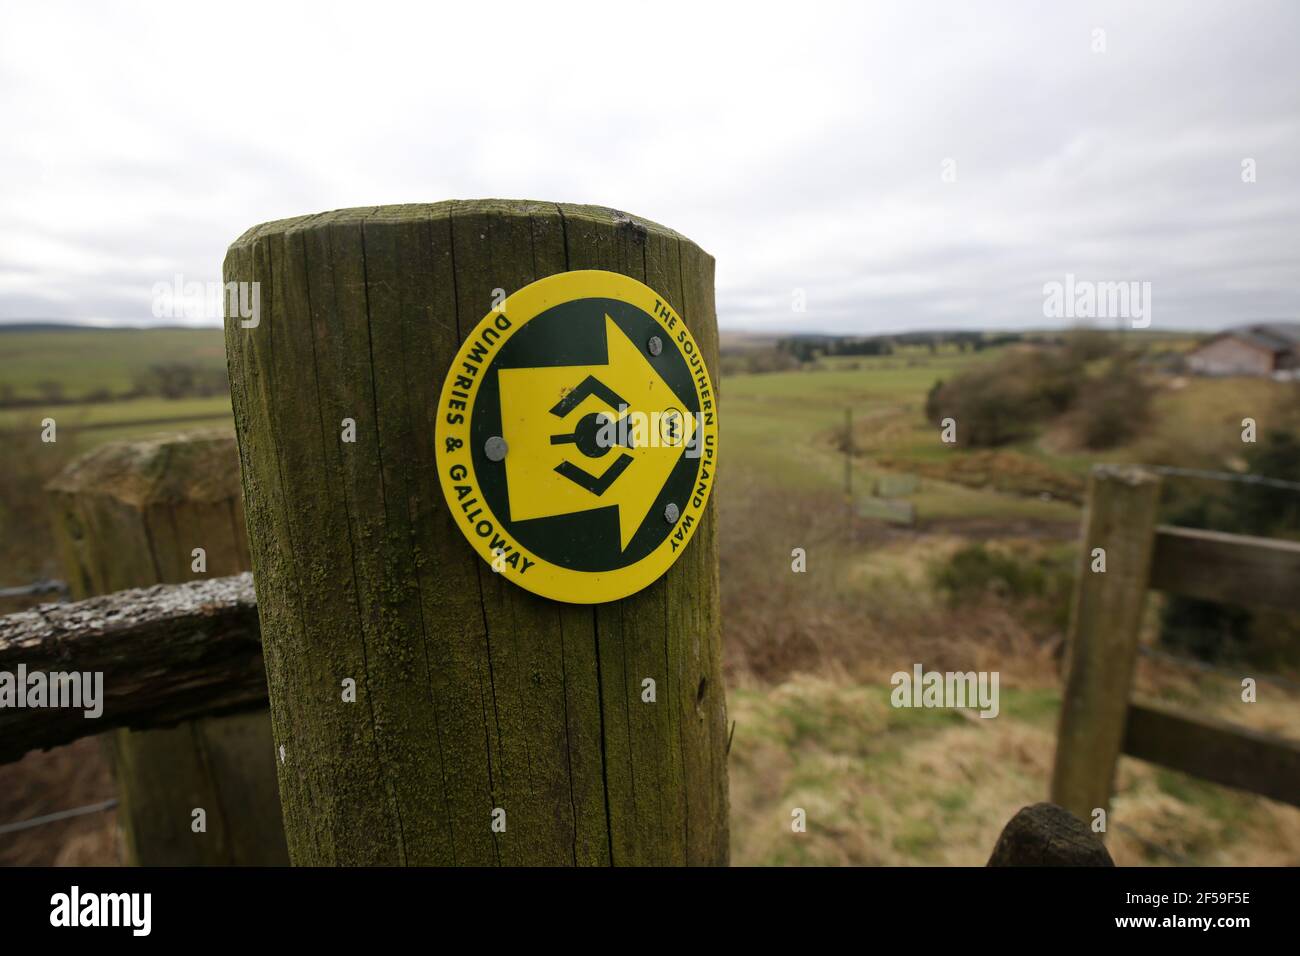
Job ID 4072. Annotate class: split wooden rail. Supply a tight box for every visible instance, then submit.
[0,573,264,762]
[24,465,1291,858]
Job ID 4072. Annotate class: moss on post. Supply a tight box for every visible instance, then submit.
[47,431,288,865]
[223,201,729,865]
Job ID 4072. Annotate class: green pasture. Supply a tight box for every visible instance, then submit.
[722,349,1080,524]
[721,342,1287,526]
[0,327,226,401]
[0,395,232,452]
[0,327,1284,525]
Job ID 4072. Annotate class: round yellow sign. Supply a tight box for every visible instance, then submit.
[435,270,718,604]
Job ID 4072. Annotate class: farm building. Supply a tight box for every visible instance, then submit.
[1186,322,1300,377]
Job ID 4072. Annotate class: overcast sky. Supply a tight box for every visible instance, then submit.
[1,0,1296,334]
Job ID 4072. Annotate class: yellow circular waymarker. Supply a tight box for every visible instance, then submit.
[435,270,719,604]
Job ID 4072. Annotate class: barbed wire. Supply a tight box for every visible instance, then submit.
[1137,464,1300,493]
[0,578,68,600]
[0,798,118,836]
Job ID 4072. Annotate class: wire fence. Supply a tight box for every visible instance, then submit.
[2,460,1293,853]
[0,799,118,836]
[1,581,107,840]
[1140,464,1300,494]
[0,578,68,600]
[1130,462,1300,690]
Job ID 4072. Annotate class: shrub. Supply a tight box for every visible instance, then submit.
[34,380,65,402]
[1061,327,1120,363]
[925,354,1063,446]
[932,542,1076,634]
[1028,350,1085,414]
[924,337,1155,449]
[1072,358,1154,450]
[1227,429,1300,536]
[924,379,944,424]
[1159,425,1300,668]
[932,544,1046,601]
[131,362,229,399]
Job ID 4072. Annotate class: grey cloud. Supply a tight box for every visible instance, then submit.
[0,1,1295,333]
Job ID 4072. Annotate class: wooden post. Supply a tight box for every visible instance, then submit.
[986,803,1114,866]
[844,407,853,540]
[46,431,289,865]
[1051,465,1162,825]
[223,202,729,865]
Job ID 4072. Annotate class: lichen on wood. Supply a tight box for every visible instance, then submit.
[224,201,729,865]
[0,573,265,761]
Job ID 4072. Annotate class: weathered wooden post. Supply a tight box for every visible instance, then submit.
[47,431,289,865]
[986,803,1114,866]
[223,201,729,865]
[1051,465,1162,826]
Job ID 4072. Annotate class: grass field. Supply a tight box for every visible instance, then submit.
[726,348,1080,525]
[729,673,1300,866]
[718,335,1300,866]
[724,343,1292,527]
[2,325,1298,866]
[0,395,232,449]
[0,327,227,401]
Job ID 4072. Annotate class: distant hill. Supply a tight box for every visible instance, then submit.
[719,331,786,354]
[0,325,227,404]
[0,322,222,333]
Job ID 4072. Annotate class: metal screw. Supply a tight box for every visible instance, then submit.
[648,336,663,356]
[485,436,508,461]
[664,502,680,523]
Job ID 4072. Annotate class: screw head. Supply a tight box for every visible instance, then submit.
[664,502,680,523]
[648,336,663,356]
[485,436,508,461]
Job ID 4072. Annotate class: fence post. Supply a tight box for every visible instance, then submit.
[1051,465,1162,826]
[223,201,729,865]
[46,431,289,865]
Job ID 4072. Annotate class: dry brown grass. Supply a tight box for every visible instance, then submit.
[720,470,1300,866]
[4,420,1298,867]
[719,470,1063,686]
[0,738,119,866]
[727,675,1061,866]
[727,673,1300,866]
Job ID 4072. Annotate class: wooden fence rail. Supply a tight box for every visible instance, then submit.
[1148,525,1300,611]
[1,577,1123,865]
[0,573,263,763]
[1122,700,1300,807]
[1052,465,1300,824]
